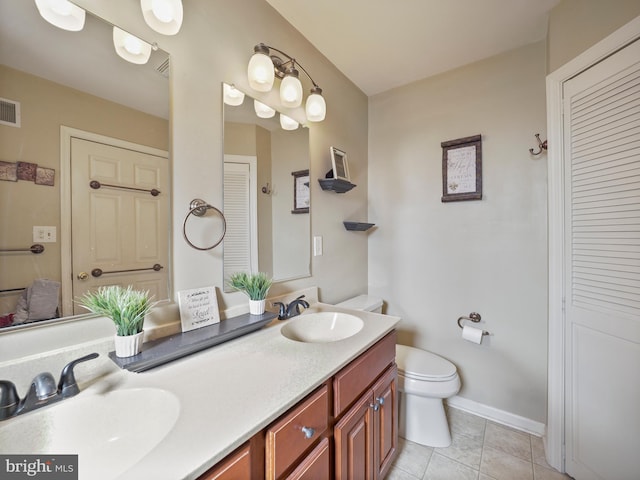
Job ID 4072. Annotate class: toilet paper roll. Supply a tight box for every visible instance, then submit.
[462,325,484,344]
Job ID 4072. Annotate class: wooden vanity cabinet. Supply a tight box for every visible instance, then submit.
[199,331,397,480]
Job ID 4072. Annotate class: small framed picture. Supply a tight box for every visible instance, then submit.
[330,146,350,181]
[441,134,482,202]
[292,169,310,214]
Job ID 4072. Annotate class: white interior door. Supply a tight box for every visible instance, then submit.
[71,137,169,313]
[563,38,640,480]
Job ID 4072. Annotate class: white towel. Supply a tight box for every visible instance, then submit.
[26,279,60,321]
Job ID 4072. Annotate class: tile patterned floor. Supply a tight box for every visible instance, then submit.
[386,407,573,480]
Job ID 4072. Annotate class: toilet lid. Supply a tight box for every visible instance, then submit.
[395,344,457,381]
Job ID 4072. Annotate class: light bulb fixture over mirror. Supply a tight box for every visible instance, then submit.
[35,0,86,31]
[280,113,299,131]
[223,83,245,106]
[140,0,183,35]
[113,27,153,64]
[254,99,276,119]
[247,43,326,122]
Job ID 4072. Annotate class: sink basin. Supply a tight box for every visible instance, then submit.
[281,311,364,343]
[0,387,180,480]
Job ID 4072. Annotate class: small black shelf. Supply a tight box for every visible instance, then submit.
[344,222,375,231]
[109,311,277,372]
[318,178,356,193]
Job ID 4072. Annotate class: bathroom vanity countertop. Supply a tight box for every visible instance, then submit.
[1,303,399,480]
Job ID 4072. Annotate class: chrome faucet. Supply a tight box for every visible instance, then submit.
[274,295,310,320]
[0,352,99,421]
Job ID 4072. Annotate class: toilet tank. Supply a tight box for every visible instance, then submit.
[336,295,383,313]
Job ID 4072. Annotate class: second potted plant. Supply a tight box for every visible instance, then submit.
[228,272,272,315]
[78,285,154,357]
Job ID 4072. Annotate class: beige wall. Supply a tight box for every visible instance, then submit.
[0,65,168,315]
[547,0,640,72]
[368,41,548,422]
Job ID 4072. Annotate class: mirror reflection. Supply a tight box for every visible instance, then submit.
[0,0,170,328]
[223,87,311,291]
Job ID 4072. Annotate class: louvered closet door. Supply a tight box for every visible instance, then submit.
[563,38,640,480]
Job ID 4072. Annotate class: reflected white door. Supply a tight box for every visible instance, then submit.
[563,38,640,480]
[71,137,169,313]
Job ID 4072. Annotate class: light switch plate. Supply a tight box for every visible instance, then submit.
[33,226,56,243]
[313,236,323,256]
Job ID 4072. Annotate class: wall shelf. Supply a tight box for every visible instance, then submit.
[344,222,375,231]
[318,178,356,193]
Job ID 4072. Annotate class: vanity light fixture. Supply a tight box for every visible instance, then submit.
[247,43,326,122]
[35,0,86,32]
[113,27,153,64]
[223,83,245,106]
[279,114,299,131]
[140,0,183,36]
[254,100,276,119]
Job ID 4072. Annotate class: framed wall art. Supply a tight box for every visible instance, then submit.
[441,134,482,202]
[292,169,310,214]
[330,146,350,181]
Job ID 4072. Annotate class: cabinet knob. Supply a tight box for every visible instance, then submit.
[301,426,315,439]
[376,396,385,405]
[370,403,379,411]
[77,272,89,280]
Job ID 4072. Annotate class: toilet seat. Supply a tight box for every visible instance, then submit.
[396,344,458,382]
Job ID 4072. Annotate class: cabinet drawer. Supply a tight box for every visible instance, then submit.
[333,331,396,417]
[266,384,330,480]
[285,437,330,480]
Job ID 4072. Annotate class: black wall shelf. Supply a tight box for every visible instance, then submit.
[318,178,356,193]
[344,222,375,231]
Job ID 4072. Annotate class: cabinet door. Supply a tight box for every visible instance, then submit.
[285,437,331,480]
[199,442,252,480]
[334,392,374,480]
[372,365,398,479]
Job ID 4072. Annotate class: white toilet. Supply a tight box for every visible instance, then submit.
[336,294,461,448]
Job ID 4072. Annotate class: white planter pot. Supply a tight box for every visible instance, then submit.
[249,299,266,315]
[114,331,144,357]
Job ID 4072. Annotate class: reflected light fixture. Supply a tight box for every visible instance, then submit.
[35,0,86,32]
[279,114,299,131]
[223,83,245,106]
[113,27,153,64]
[254,100,276,119]
[140,0,183,35]
[247,43,326,122]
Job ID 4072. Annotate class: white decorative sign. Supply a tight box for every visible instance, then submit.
[447,145,476,194]
[178,286,220,332]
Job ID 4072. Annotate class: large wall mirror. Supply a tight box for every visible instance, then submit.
[0,1,170,329]
[223,87,311,291]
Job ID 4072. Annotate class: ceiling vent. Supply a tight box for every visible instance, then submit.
[155,58,170,78]
[0,98,20,128]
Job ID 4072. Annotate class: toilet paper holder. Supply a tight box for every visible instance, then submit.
[457,312,490,336]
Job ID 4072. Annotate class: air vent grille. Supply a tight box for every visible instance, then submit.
[156,58,170,78]
[0,98,20,127]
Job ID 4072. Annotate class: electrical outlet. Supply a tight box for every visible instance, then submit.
[313,236,323,256]
[33,226,56,243]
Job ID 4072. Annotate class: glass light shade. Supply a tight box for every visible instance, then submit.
[254,100,276,118]
[280,75,303,108]
[305,92,326,122]
[113,27,152,65]
[35,0,85,31]
[140,0,183,35]
[248,52,275,92]
[280,114,299,131]
[223,84,245,106]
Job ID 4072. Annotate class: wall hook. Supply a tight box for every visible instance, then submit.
[529,133,547,155]
[261,183,272,195]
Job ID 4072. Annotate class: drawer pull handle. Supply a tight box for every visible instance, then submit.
[301,426,315,439]
[370,403,379,411]
[376,396,385,405]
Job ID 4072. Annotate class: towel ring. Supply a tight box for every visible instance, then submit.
[182,199,227,251]
[457,312,490,336]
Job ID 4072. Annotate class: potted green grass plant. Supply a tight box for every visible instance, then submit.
[78,285,154,357]
[228,272,272,315]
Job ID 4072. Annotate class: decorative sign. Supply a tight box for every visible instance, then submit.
[292,169,310,214]
[441,134,482,202]
[178,286,220,332]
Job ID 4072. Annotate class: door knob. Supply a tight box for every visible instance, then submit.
[77,272,89,280]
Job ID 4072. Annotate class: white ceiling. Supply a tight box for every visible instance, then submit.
[265,0,561,96]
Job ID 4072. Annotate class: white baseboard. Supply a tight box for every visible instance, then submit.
[446,395,546,437]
